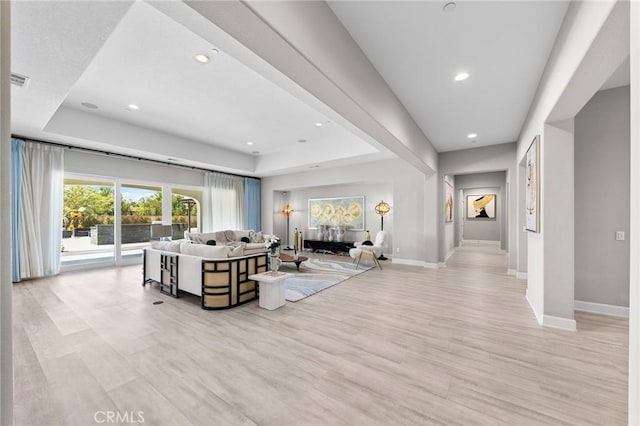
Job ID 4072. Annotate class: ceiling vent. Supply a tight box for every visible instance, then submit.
[10,73,30,88]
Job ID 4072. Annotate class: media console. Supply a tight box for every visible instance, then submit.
[304,240,355,254]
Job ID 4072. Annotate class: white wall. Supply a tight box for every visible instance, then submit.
[273,182,393,251]
[64,149,205,187]
[438,143,516,269]
[261,159,436,265]
[455,172,506,245]
[0,2,12,423]
[516,1,628,330]
[575,86,630,307]
[628,4,639,422]
[542,121,575,327]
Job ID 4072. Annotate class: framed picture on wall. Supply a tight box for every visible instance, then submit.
[308,196,365,230]
[445,182,454,223]
[526,135,540,232]
[466,194,496,219]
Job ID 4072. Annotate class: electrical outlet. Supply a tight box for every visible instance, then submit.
[616,231,625,241]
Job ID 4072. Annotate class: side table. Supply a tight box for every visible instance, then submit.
[249,271,290,310]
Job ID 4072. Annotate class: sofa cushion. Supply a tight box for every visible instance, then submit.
[150,240,182,253]
[180,242,230,258]
[185,232,216,244]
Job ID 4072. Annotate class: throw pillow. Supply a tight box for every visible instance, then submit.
[206,240,217,246]
[228,244,244,258]
[251,231,264,243]
[362,240,374,246]
[223,230,237,242]
[240,236,250,243]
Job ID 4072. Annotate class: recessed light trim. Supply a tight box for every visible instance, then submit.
[81,102,98,109]
[315,122,323,127]
[297,139,307,143]
[195,53,210,64]
[127,104,139,111]
[467,133,477,139]
[246,141,254,146]
[454,72,470,82]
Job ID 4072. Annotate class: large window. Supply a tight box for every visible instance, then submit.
[120,184,162,260]
[61,176,205,269]
[61,179,115,266]
[172,188,202,236]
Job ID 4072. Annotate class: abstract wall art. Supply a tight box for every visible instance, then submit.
[308,196,365,230]
[466,194,496,219]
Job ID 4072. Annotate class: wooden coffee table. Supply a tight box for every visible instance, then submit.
[279,253,309,271]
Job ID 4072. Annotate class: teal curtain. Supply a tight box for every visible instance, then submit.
[244,177,261,231]
[11,138,24,282]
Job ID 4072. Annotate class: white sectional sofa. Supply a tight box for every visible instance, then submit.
[184,229,270,255]
[143,240,268,309]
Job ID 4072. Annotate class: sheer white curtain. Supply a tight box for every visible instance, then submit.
[203,172,245,231]
[19,142,64,278]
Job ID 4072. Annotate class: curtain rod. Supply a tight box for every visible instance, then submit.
[11,134,260,181]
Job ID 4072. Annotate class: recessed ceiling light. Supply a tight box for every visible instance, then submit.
[195,53,210,64]
[246,141,254,146]
[81,102,98,109]
[127,104,139,111]
[443,2,457,13]
[454,72,470,81]
[297,139,307,143]
[315,122,323,127]
[467,133,477,139]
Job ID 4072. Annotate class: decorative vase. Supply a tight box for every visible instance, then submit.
[327,228,334,242]
[336,225,346,242]
[269,253,281,275]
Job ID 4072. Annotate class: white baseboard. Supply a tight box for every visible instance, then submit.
[543,315,577,331]
[392,258,426,267]
[507,269,516,276]
[438,262,447,268]
[445,248,455,261]
[525,291,543,325]
[424,262,442,269]
[516,272,528,280]
[574,300,629,317]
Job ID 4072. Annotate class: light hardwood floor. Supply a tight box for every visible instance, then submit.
[13,242,628,425]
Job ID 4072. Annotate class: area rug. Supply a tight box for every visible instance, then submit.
[279,257,372,302]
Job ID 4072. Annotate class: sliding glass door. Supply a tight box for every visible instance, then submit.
[61,178,115,266]
[120,184,162,261]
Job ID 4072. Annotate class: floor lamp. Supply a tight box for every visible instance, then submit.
[283,204,294,250]
[375,200,391,260]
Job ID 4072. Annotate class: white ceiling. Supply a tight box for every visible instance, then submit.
[11,1,573,174]
[11,1,390,176]
[328,1,569,152]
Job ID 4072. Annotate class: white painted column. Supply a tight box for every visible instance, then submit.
[0,1,13,423]
[542,120,575,331]
[162,185,172,226]
[628,1,639,423]
[114,181,122,264]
